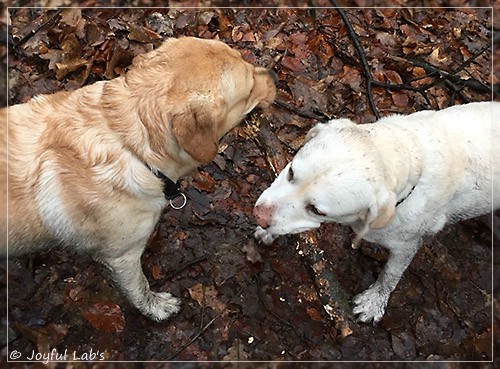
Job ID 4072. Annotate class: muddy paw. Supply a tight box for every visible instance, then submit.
[254,226,276,245]
[352,286,389,324]
[141,292,181,321]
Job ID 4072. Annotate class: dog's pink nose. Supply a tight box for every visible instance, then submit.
[253,203,275,229]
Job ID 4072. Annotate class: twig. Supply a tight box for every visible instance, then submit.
[273,99,326,120]
[452,43,491,75]
[150,255,208,288]
[390,55,491,94]
[371,80,433,107]
[329,0,380,119]
[166,313,220,360]
[266,22,287,70]
[12,9,63,49]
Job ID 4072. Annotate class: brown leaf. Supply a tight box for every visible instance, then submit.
[193,170,216,193]
[13,323,69,356]
[262,23,285,42]
[85,302,125,333]
[60,8,86,39]
[231,26,244,42]
[385,70,403,85]
[281,55,307,73]
[412,67,426,78]
[39,48,64,70]
[427,47,448,65]
[151,264,163,280]
[391,91,409,108]
[241,31,256,42]
[55,58,89,80]
[339,65,362,92]
[188,283,227,313]
[290,76,331,113]
[289,32,310,60]
[222,339,249,361]
[306,307,322,321]
[128,24,161,43]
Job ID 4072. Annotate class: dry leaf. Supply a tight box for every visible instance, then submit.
[188,283,227,313]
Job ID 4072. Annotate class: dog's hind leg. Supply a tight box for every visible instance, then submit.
[352,239,420,323]
[104,247,181,321]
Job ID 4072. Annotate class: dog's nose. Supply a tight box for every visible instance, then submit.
[253,203,275,229]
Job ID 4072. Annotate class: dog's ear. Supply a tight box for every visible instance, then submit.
[369,201,395,229]
[171,107,219,164]
[351,197,395,248]
[368,191,397,229]
[304,119,355,145]
[304,124,325,144]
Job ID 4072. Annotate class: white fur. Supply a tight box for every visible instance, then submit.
[254,101,499,323]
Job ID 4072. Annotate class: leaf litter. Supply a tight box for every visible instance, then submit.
[2,4,496,364]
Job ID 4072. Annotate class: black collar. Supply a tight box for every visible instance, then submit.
[396,185,416,207]
[147,165,182,200]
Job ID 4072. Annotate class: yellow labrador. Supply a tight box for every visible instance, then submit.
[1,37,276,320]
[254,101,498,323]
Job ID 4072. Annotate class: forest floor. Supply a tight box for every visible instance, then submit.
[1,3,498,366]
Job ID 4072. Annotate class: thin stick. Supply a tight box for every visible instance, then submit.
[273,99,327,120]
[166,314,220,360]
[13,9,63,49]
[330,1,380,119]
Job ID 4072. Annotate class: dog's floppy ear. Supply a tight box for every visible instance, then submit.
[171,107,220,164]
[369,200,396,229]
[367,189,397,229]
[304,124,325,144]
[351,194,396,249]
[304,119,355,145]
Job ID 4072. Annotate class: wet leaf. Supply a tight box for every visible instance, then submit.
[222,339,249,361]
[84,302,125,333]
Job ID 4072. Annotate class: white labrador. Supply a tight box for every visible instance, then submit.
[254,101,498,323]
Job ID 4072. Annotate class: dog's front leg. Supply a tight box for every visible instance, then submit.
[104,249,181,321]
[352,241,420,323]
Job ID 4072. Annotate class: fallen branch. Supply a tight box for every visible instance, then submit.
[296,232,353,339]
[392,55,491,94]
[329,0,380,119]
[323,6,491,108]
[250,113,354,337]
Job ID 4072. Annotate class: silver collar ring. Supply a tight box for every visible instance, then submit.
[169,193,187,210]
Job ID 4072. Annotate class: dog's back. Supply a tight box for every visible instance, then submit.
[364,101,497,241]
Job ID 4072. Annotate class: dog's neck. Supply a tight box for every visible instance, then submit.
[395,185,416,207]
[101,77,200,183]
[146,165,182,200]
[370,124,423,203]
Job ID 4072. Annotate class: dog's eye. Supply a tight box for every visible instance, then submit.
[287,166,294,182]
[307,204,326,217]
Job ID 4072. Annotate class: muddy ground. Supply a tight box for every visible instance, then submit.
[1,1,498,366]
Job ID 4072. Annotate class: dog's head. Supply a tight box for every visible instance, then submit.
[122,36,276,165]
[253,120,398,243]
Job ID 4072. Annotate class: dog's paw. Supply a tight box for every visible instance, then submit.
[141,291,181,321]
[254,226,276,245]
[352,286,389,324]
